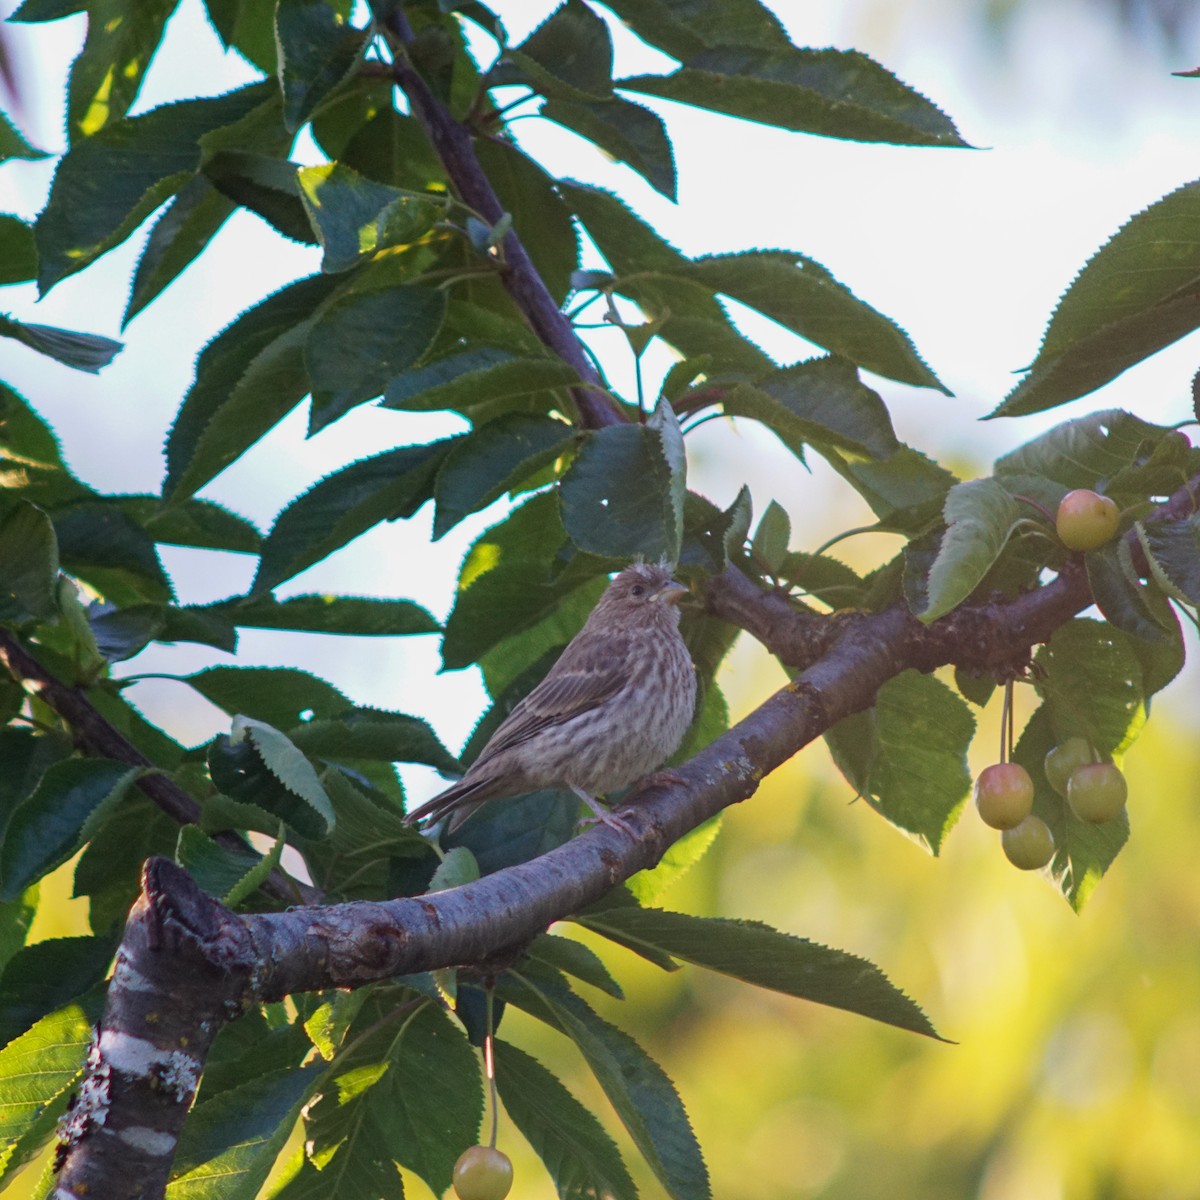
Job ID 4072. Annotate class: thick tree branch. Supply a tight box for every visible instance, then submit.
[382,9,626,430]
[0,631,317,906]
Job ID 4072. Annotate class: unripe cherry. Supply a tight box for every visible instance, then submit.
[1044,736,1094,798]
[1055,489,1120,551]
[1002,814,1055,870]
[453,1146,513,1200]
[1067,761,1128,824]
[974,763,1034,830]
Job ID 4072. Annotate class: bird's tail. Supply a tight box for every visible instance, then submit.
[403,776,493,833]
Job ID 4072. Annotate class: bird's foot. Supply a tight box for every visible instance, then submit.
[628,767,686,796]
[571,787,638,839]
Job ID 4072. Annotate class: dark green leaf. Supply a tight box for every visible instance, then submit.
[1033,618,1145,757]
[0,110,46,163]
[580,906,942,1039]
[996,180,1200,416]
[445,788,577,873]
[0,501,58,623]
[35,82,272,293]
[526,933,624,999]
[202,151,317,243]
[823,443,955,531]
[777,551,862,608]
[305,285,447,432]
[495,1040,638,1200]
[176,824,266,903]
[254,438,458,592]
[723,356,901,460]
[290,708,459,773]
[168,1064,325,1197]
[600,0,794,60]
[0,217,36,285]
[0,314,122,373]
[543,95,676,199]
[1012,705,1128,911]
[825,670,974,852]
[123,496,262,554]
[476,137,579,303]
[433,413,575,538]
[1138,511,1200,605]
[1085,540,1174,642]
[67,0,179,141]
[560,418,681,561]
[678,253,947,392]
[621,46,968,148]
[0,759,140,901]
[164,273,339,503]
[505,972,709,1200]
[275,0,368,132]
[748,500,790,573]
[508,0,613,99]
[53,502,172,603]
[188,666,348,726]
[204,0,279,73]
[0,934,117,1051]
[382,346,578,413]
[298,161,441,273]
[211,593,439,636]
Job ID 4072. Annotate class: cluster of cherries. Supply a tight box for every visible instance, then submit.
[973,487,1129,870]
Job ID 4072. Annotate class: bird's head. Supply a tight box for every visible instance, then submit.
[595,562,689,625]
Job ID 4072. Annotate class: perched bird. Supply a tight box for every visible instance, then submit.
[405,561,697,836]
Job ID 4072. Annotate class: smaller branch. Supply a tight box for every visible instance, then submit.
[0,631,317,906]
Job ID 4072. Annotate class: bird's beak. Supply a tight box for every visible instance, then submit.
[656,580,689,605]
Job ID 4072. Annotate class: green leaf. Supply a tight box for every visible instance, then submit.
[0,217,36,285]
[186,666,349,726]
[1138,511,1200,605]
[427,845,479,892]
[0,759,140,902]
[506,971,709,1200]
[1033,618,1145,757]
[442,491,604,669]
[168,1064,325,1199]
[507,0,613,99]
[275,0,368,132]
[996,179,1200,415]
[777,550,862,607]
[0,934,117,1051]
[994,409,1172,496]
[822,443,956,531]
[1012,706,1127,911]
[308,1002,482,1197]
[445,788,577,874]
[305,284,447,432]
[0,314,122,374]
[203,0,279,73]
[0,999,98,1180]
[298,161,441,273]
[201,151,317,244]
[164,273,339,503]
[1085,540,1174,643]
[0,110,46,162]
[35,82,273,293]
[825,670,974,852]
[67,0,179,141]
[526,933,624,999]
[210,593,439,636]
[124,496,262,554]
[723,356,901,460]
[495,1040,638,1200]
[434,414,575,539]
[621,47,968,148]
[382,346,579,413]
[914,478,1021,622]
[600,0,797,60]
[749,500,790,573]
[476,137,579,304]
[560,417,682,562]
[254,438,458,592]
[580,906,942,1039]
[53,501,173,604]
[289,709,460,773]
[236,721,331,836]
[543,95,676,199]
[625,817,721,908]
[0,501,58,623]
[677,253,947,392]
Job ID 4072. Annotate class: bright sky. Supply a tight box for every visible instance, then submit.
[2,0,1198,790]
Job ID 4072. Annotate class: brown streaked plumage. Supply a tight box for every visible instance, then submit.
[405,562,697,835]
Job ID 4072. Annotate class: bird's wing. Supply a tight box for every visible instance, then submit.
[474,632,631,763]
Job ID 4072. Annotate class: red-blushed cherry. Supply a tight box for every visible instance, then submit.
[974,763,1034,830]
[1055,489,1120,551]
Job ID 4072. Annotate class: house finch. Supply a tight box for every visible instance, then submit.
[404,562,697,836]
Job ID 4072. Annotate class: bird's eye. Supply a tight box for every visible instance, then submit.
[630,584,646,597]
